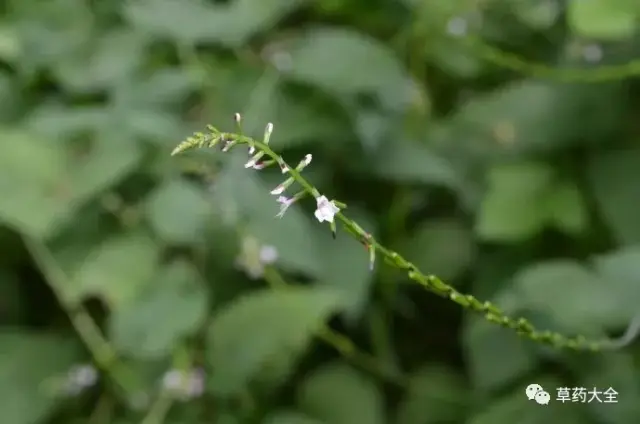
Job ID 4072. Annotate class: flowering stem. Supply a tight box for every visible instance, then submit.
[172,125,634,353]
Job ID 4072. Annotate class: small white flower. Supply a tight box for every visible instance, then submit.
[281,165,289,174]
[314,195,340,223]
[259,245,278,264]
[245,158,257,168]
[582,44,603,63]
[447,17,468,37]
[249,145,256,154]
[63,364,98,395]
[299,154,312,168]
[270,184,285,195]
[276,196,294,218]
[162,368,205,400]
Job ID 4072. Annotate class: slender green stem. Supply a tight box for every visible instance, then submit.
[22,234,138,397]
[171,126,633,352]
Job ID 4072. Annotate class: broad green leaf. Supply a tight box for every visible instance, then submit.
[511,260,625,333]
[371,139,462,190]
[145,178,213,245]
[0,129,141,238]
[296,362,384,424]
[464,314,538,391]
[543,181,588,235]
[475,162,553,242]
[53,29,148,93]
[514,0,561,29]
[395,365,469,424]
[398,218,475,282]
[264,410,325,424]
[26,104,107,139]
[568,0,637,40]
[212,153,324,277]
[591,247,640,323]
[0,130,71,236]
[587,148,640,245]
[130,67,200,107]
[447,81,623,155]
[572,352,640,424]
[66,231,160,308]
[124,0,309,47]
[468,377,589,424]
[206,287,345,395]
[281,27,417,111]
[109,260,208,359]
[67,135,143,203]
[0,330,81,424]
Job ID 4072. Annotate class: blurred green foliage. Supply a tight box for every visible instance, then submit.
[1,0,640,423]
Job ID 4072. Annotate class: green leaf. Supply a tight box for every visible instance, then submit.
[399,218,475,282]
[264,410,325,424]
[282,27,417,111]
[145,178,212,245]
[447,81,623,155]
[0,129,141,238]
[371,139,462,189]
[53,29,148,93]
[206,286,345,395]
[464,314,538,391]
[395,365,468,424]
[568,0,637,40]
[591,247,640,324]
[475,162,553,242]
[67,135,143,203]
[544,181,588,235]
[514,0,561,29]
[587,148,640,245]
[66,231,160,308]
[296,362,384,424]
[124,0,310,47]
[572,352,640,424]
[469,377,588,424]
[0,130,71,237]
[511,260,626,333]
[0,330,81,424]
[109,260,208,359]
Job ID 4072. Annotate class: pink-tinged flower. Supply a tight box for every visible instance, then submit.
[314,195,340,223]
[276,196,294,218]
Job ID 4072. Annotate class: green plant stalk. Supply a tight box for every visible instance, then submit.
[171,126,626,352]
[22,234,138,399]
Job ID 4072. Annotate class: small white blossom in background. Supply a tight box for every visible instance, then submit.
[162,368,205,401]
[314,195,340,223]
[446,16,468,37]
[582,44,603,63]
[63,364,98,396]
[235,235,279,279]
